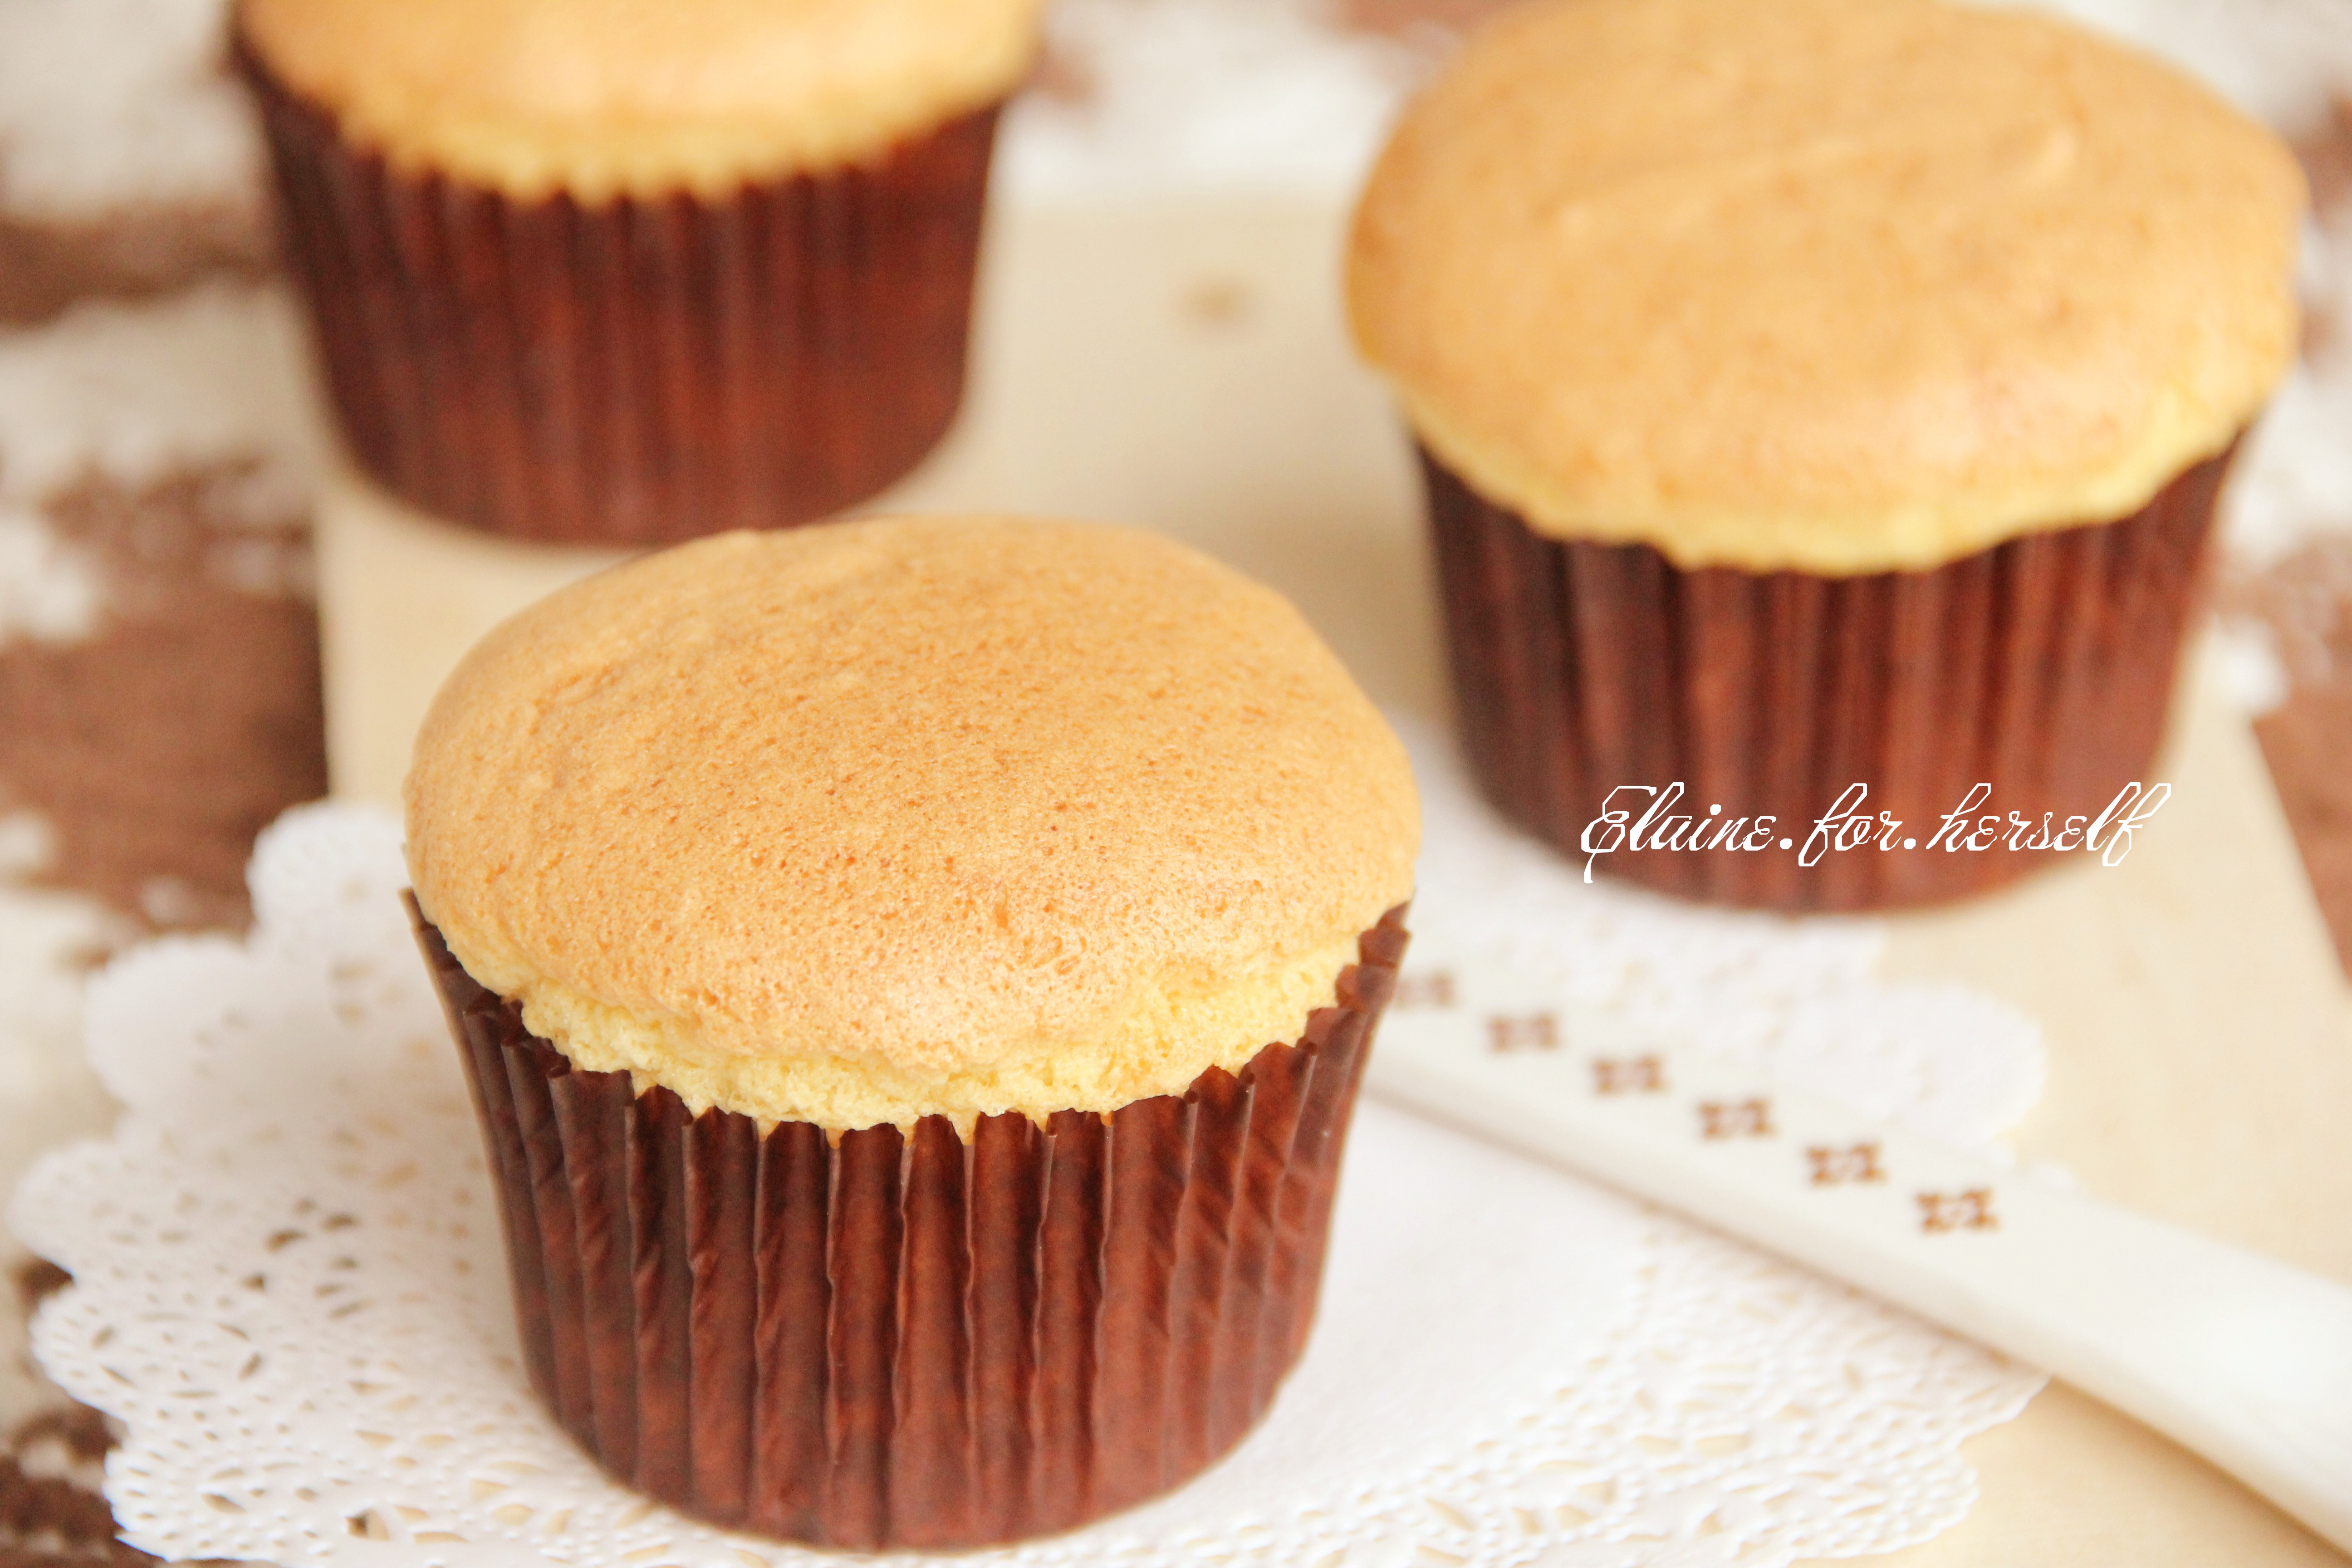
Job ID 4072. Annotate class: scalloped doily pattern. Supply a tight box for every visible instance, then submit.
[14,773,2043,1568]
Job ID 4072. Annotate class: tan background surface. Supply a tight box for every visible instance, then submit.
[322,200,2352,1568]
[323,196,2352,1562]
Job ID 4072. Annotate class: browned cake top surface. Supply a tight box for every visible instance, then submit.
[238,0,1044,198]
[404,516,1419,1128]
[1349,0,2305,572]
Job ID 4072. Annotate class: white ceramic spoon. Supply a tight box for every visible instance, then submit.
[1364,946,2352,1554]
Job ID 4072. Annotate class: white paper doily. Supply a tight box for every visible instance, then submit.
[13,745,2044,1568]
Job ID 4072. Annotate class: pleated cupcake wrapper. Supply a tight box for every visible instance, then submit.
[1424,446,2231,911]
[241,37,996,546]
[410,904,1408,1549]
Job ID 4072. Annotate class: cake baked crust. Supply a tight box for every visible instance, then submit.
[235,0,1044,200]
[403,517,1420,1131]
[1348,0,2306,575]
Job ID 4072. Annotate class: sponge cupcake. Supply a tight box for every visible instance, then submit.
[238,0,1042,544]
[403,516,1419,1546]
[1349,0,2305,909]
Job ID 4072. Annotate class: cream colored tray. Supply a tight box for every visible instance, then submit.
[316,195,2352,1566]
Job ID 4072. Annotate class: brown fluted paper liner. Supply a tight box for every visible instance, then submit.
[241,38,996,546]
[1424,446,2231,911]
[410,903,1408,1549]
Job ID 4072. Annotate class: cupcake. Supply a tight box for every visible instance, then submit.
[401,516,1420,1547]
[1348,0,2305,911]
[237,0,1043,546]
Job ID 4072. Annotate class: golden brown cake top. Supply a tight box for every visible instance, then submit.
[237,0,1043,200]
[1348,0,2306,574]
[404,517,1420,1131]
